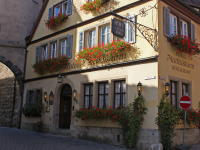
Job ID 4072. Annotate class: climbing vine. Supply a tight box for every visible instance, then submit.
[118,95,147,148]
[156,95,180,150]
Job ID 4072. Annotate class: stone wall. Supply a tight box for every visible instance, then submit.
[0,0,43,128]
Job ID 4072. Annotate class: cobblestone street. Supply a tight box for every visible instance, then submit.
[0,127,127,150]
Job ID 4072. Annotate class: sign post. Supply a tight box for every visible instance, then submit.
[179,96,191,145]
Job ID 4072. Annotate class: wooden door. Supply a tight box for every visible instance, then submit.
[59,84,72,129]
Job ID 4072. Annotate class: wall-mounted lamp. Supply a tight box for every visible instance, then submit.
[164,82,170,96]
[73,89,78,103]
[57,74,64,83]
[49,91,54,105]
[44,91,48,102]
[137,82,143,96]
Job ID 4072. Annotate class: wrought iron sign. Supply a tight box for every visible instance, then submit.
[111,11,158,51]
[111,18,125,38]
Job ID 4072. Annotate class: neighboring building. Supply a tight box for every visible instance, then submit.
[0,0,43,127]
[22,0,200,149]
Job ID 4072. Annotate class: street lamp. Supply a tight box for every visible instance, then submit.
[137,82,143,96]
[164,82,170,96]
[57,74,64,83]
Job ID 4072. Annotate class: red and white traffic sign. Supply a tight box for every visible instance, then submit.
[180,96,191,110]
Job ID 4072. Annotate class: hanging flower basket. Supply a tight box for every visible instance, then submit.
[75,107,122,121]
[45,13,68,29]
[80,0,103,13]
[33,56,69,75]
[168,35,200,55]
[76,40,139,65]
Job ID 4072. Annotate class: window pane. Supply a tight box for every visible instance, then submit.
[115,82,121,93]
[122,81,126,93]
[99,95,104,108]
[85,85,90,95]
[84,96,89,108]
[54,5,61,17]
[115,94,120,108]
[105,83,109,94]
[99,84,104,94]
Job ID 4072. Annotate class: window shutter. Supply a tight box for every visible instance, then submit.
[48,7,53,20]
[66,34,73,58]
[163,7,170,36]
[191,23,195,41]
[36,47,40,63]
[66,0,72,16]
[37,89,43,105]
[79,32,84,51]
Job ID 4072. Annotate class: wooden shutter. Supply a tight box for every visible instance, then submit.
[66,35,73,58]
[163,7,170,36]
[191,23,195,41]
[66,0,72,16]
[48,7,53,20]
[79,32,84,51]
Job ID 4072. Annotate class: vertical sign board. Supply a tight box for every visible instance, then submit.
[112,18,125,38]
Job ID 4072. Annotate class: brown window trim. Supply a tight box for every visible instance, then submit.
[98,81,108,108]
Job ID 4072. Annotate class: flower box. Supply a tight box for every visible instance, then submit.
[75,107,121,121]
[168,35,200,55]
[76,40,139,65]
[33,56,69,75]
[45,13,68,29]
[80,0,105,13]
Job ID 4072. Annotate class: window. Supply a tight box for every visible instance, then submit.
[114,80,126,108]
[84,84,93,108]
[170,80,178,108]
[180,20,188,37]
[60,35,73,58]
[26,89,42,105]
[98,82,109,108]
[182,83,189,96]
[50,0,72,18]
[169,13,178,36]
[41,44,48,61]
[124,15,136,43]
[163,7,195,40]
[99,25,110,45]
[85,29,96,48]
[50,42,57,58]
[54,4,62,17]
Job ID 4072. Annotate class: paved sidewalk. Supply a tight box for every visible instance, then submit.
[0,127,127,150]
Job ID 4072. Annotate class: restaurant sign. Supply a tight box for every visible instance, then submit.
[112,18,125,38]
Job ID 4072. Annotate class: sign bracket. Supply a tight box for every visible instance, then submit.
[111,12,158,51]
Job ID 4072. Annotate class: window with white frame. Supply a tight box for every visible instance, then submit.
[98,82,109,108]
[99,24,110,45]
[85,29,96,48]
[60,35,73,58]
[50,42,57,58]
[180,20,188,37]
[41,44,48,61]
[124,15,136,43]
[61,39,67,56]
[114,80,126,108]
[169,13,178,36]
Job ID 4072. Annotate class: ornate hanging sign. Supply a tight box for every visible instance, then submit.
[111,18,125,38]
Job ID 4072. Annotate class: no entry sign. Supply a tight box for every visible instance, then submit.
[180,96,191,110]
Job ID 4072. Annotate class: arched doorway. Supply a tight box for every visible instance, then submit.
[0,59,22,128]
[59,84,72,129]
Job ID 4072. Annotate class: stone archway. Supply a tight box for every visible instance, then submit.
[0,56,23,128]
